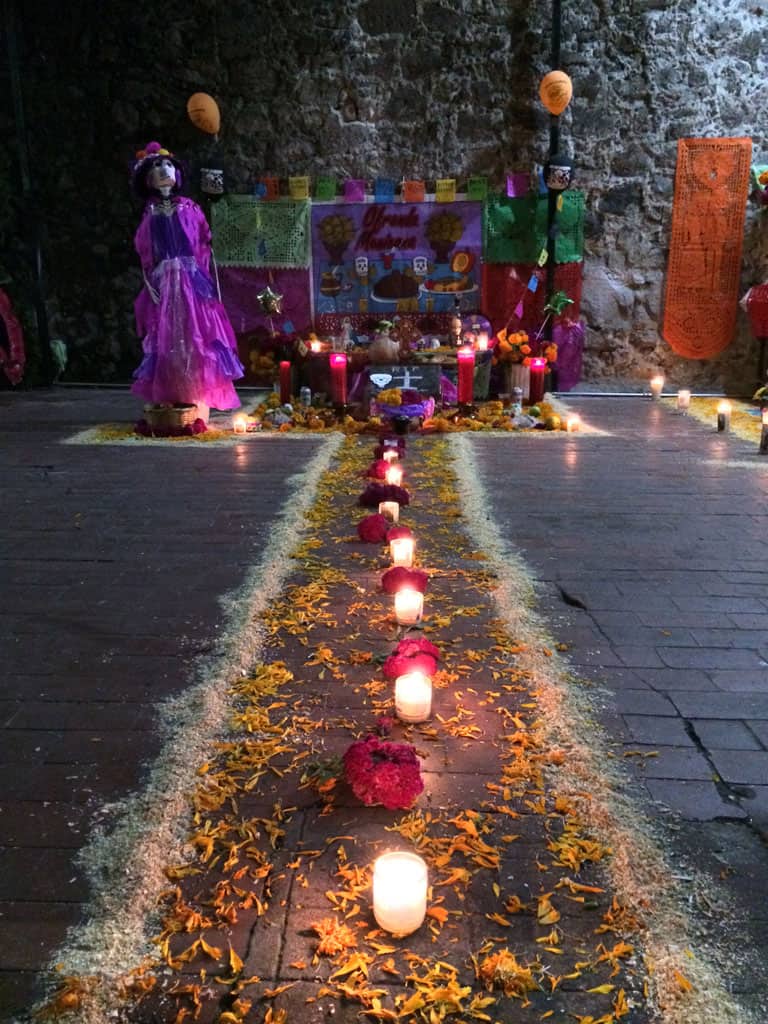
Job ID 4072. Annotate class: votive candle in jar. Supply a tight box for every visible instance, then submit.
[379,501,400,523]
[232,414,248,434]
[565,414,581,433]
[395,670,432,723]
[390,536,414,568]
[394,587,423,625]
[310,339,322,354]
[385,464,403,486]
[476,331,489,351]
[372,852,428,935]
[717,400,731,432]
[677,389,691,414]
[649,375,664,399]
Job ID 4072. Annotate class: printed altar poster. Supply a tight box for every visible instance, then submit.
[311,202,482,316]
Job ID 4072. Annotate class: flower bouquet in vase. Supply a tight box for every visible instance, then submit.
[492,328,532,398]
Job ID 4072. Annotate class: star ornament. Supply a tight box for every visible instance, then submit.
[257,286,283,315]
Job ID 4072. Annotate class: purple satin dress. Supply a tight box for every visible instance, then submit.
[131,197,243,410]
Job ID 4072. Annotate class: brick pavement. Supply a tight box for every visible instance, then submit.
[0,388,325,1020]
[471,397,768,1013]
[1,390,767,1019]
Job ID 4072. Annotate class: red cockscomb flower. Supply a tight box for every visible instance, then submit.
[357,513,390,543]
[342,735,424,810]
[381,566,428,594]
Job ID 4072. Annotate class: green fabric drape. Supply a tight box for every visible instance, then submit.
[483,191,585,264]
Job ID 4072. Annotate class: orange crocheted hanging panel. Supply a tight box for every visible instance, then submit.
[662,137,752,359]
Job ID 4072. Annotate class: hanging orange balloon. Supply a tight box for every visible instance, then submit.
[539,71,573,116]
[186,92,220,135]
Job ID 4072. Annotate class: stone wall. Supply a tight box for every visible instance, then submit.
[0,0,766,389]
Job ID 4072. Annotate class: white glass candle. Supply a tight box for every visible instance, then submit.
[385,465,403,486]
[232,414,248,434]
[565,414,581,432]
[310,340,322,353]
[372,852,428,935]
[379,501,400,523]
[390,536,414,568]
[394,587,423,625]
[677,389,691,413]
[382,450,398,464]
[395,670,432,722]
[717,400,731,432]
[476,331,489,351]
[650,375,664,399]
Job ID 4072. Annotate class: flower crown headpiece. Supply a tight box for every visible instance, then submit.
[133,141,173,169]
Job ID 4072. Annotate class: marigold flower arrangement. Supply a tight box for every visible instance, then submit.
[493,328,532,365]
[377,387,402,406]
[342,735,424,810]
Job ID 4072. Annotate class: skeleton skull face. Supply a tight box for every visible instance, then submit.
[412,256,429,276]
[355,256,369,276]
[147,157,176,191]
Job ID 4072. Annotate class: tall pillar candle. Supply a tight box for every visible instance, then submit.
[456,346,475,405]
[329,352,348,406]
[528,357,547,405]
[372,852,428,935]
[279,361,292,404]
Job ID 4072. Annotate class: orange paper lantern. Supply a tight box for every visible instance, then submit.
[186,92,220,135]
[539,71,573,116]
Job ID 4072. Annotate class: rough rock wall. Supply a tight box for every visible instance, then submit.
[0,0,766,389]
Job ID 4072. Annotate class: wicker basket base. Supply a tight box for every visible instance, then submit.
[143,403,198,429]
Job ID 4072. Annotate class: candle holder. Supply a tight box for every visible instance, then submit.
[385,465,403,487]
[394,587,423,625]
[329,352,348,408]
[232,414,248,434]
[279,360,292,405]
[676,389,691,414]
[528,357,547,405]
[395,670,432,722]
[379,501,400,523]
[372,852,428,935]
[649,375,664,400]
[716,400,731,433]
[390,536,414,567]
[456,346,475,407]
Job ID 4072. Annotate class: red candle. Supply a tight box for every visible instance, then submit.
[457,346,474,405]
[528,357,547,405]
[329,352,348,405]
[279,360,291,404]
